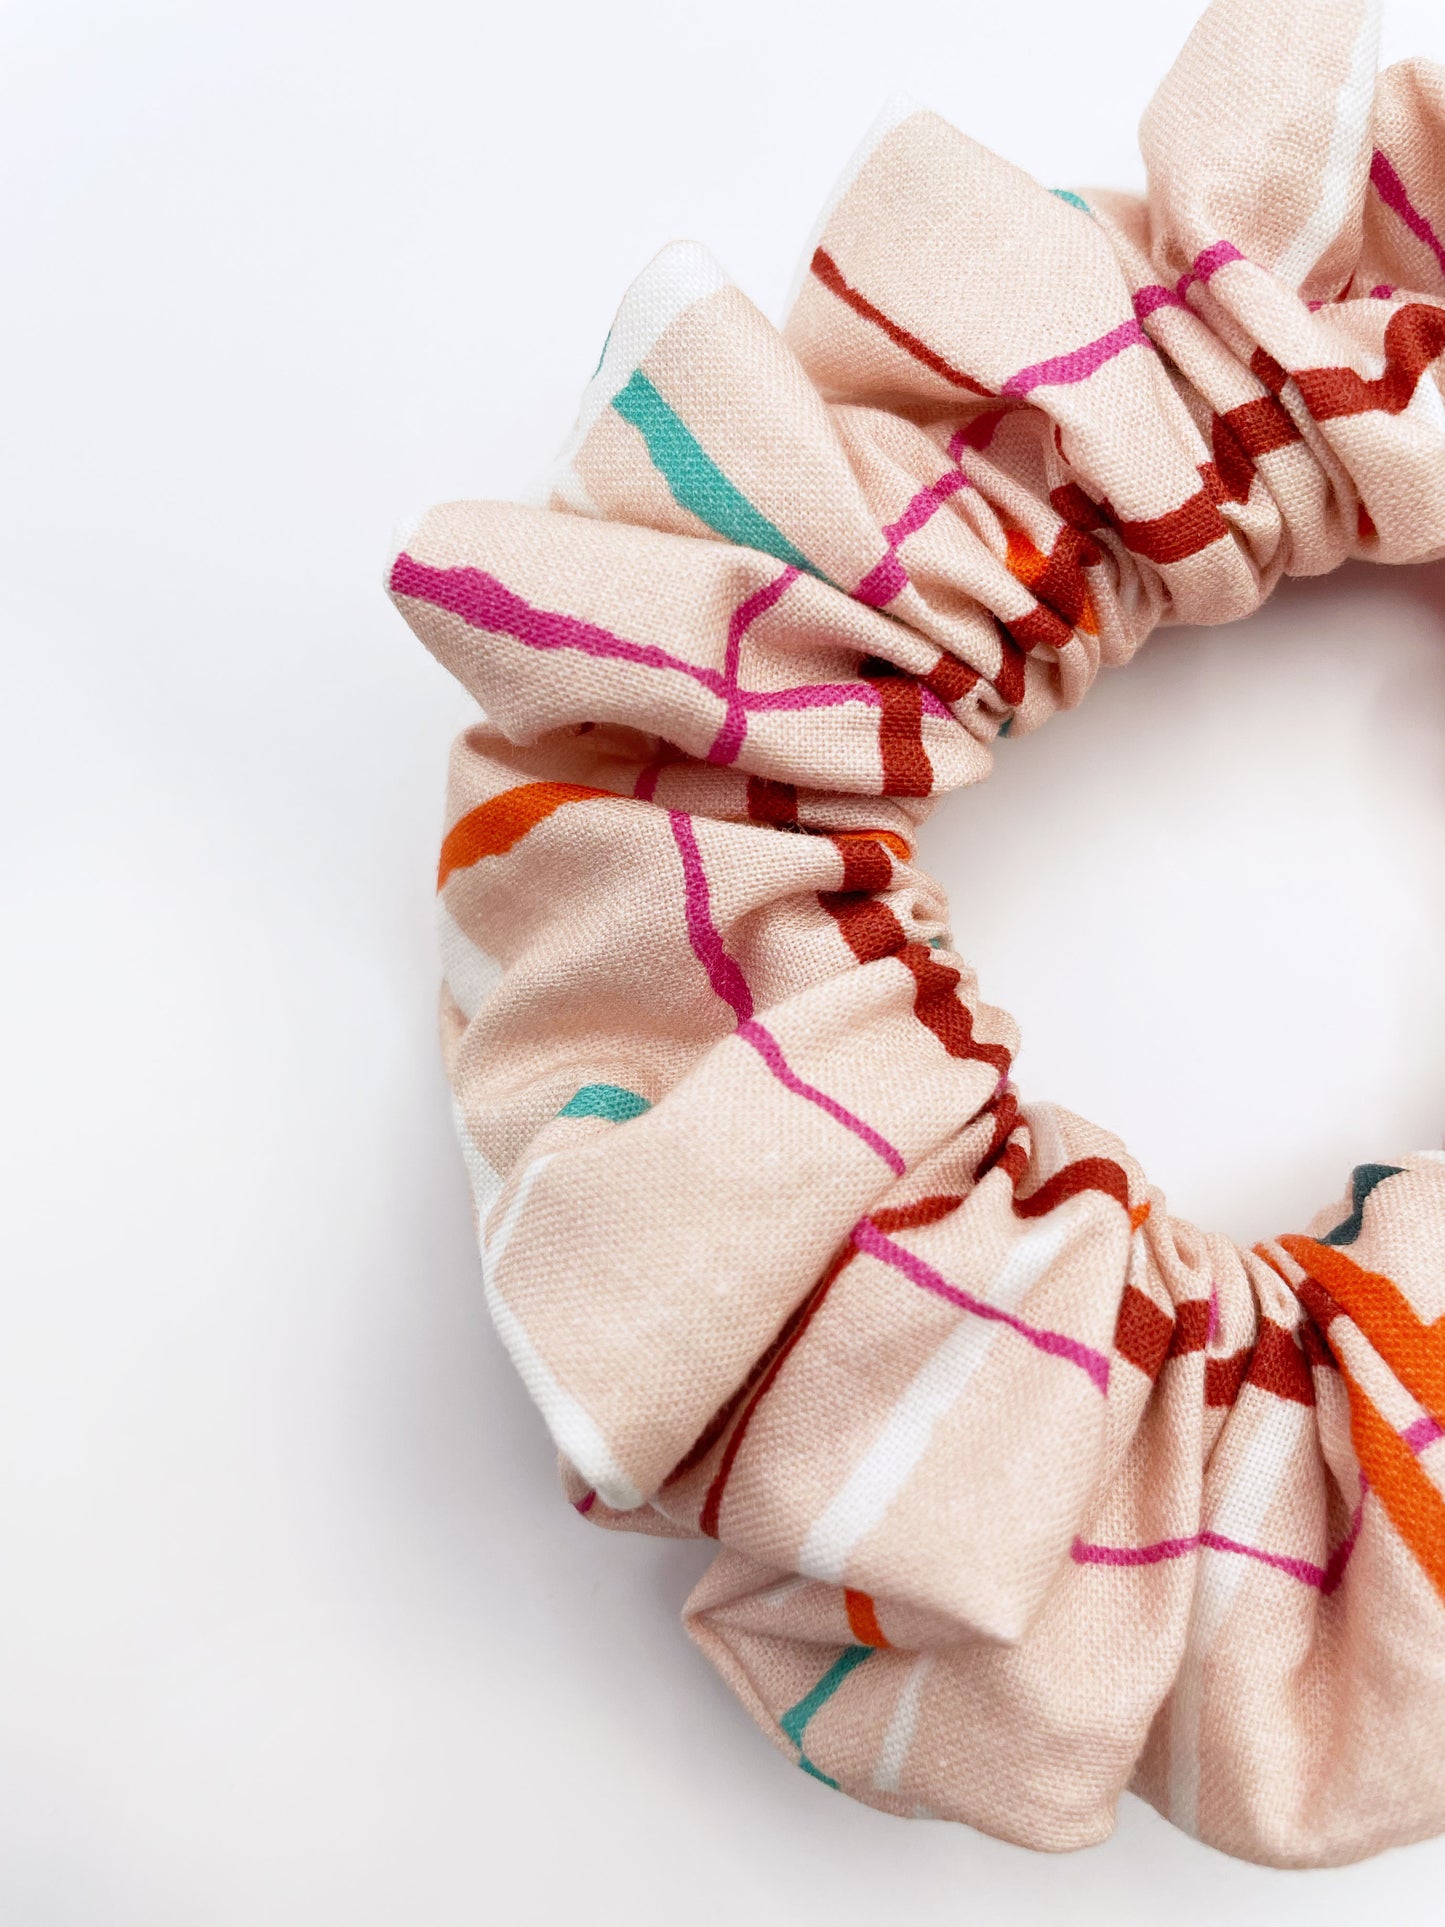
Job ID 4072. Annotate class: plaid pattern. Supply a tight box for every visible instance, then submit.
[388,0,1445,1866]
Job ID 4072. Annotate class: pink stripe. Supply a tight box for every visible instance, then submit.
[1371,148,1445,279]
[737,1021,906,1174]
[1133,282,1187,321]
[633,763,662,801]
[1180,239,1245,292]
[395,556,940,737]
[1001,317,1151,398]
[854,464,971,610]
[1404,1414,1444,1455]
[853,552,910,609]
[1134,241,1248,324]
[573,1489,597,1515]
[852,1220,1111,1392]
[1370,283,1397,300]
[1073,1512,1363,1595]
[741,681,949,720]
[710,565,800,764]
[882,465,970,548]
[669,811,754,1022]
[391,553,727,695]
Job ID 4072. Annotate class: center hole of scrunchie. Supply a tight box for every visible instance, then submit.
[917,561,1445,1245]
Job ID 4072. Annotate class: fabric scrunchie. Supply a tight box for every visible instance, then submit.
[387,0,1445,1868]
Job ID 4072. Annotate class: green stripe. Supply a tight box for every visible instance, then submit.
[1051,188,1092,215]
[1321,1163,1404,1246]
[612,370,817,574]
[557,1083,652,1123]
[778,1645,872,1750]
[798,1755,840,1789]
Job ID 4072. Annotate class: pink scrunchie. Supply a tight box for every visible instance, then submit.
[388,0,1445,1867]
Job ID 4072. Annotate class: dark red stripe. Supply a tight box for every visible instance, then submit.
[1295,303,1445,421]
[1013,1156,1131,1219]
[923,651,980,706]
[698,1256,848,1536]
[898,942,1013,1074]
[810,247,993,397]
[746,776,798,828]
[870,1193,965,1233]
[1115,1284,1174,1380]
[1114,487,1230,565]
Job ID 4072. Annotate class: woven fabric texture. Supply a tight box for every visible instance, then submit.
[388,0,1445,1866]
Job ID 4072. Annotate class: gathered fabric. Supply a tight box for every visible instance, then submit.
[387,0,1445,1867]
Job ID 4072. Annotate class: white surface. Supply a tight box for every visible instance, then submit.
[5,2,1445,1921]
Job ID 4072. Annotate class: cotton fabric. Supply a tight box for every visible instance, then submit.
[388,0,1445,1866]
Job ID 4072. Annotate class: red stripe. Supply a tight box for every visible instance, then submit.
[810,247,993,397]
[698,1256,849,1536]
[1295,303,1445,421]
[1013,1156,1131,1219]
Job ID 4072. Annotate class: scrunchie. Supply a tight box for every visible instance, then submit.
[388,0,1445,1868]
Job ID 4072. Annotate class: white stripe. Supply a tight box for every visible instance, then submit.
[755,1574,811,1610]
[797,1195,1096,1583]
[1273,3,1380,290]
[1406,364,1445,440]
[1167,1399,1312,1835]
[452,1104,643,1510]
[873,1652,935,1795]
[781,93,921,321]
[535,240,730,509]
[437,900,502,1022]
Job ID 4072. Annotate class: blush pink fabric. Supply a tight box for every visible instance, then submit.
[388,0,1445,1866]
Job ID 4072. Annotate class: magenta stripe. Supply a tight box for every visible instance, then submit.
[391,553,727,694]
[1180,239,1245,292]
[395,555,945,735]
[1073,1498,1365,1596]
[710,564,800,764]
[883,465,970,547]
[1371,148,1445,279]
[853,552,910,609]
[1133,282,1187,321]
[741,681,949,719]
[668,811,754,1022]
[854,464,971,610]
[1134,241,1247,323]
[852,1220,1111,1392]
[737,1021,906,1173]
[1001,317,1151,398]
[1404,1413,1444,1455]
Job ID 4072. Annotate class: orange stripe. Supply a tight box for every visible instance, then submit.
[436,782,608,889]
[1279,1236,1445,1422]
[1340,1368,1445,1608]
[843,1588,891,1648]
[830,828,912,862]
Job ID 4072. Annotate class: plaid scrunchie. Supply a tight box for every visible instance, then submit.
[388,0,1445,1867]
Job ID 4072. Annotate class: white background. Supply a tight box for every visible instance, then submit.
[5,1,1445,1920]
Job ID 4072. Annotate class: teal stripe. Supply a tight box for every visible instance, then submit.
[998,714,1014,738]
[1051,188,1092,215]
[779,1645,872,1750]
[1321,1163,1404,1246]
[798,1755,840,1789]
[558,1083,652,1123]
[612,370,817,574]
